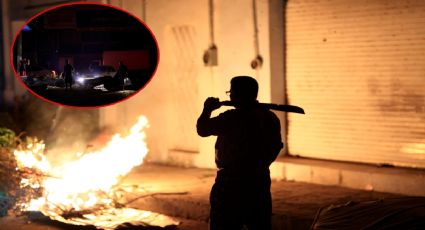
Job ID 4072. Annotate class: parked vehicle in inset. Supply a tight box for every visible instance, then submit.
[26,65,57,79]
[22,65,57,91]
[74,65,132,91]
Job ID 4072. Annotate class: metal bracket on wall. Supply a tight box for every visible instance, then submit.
[204,0,218,67]
[251,0,262,70]
[203,44,218,66]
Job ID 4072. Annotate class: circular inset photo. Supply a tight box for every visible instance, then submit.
[11,2,159,107]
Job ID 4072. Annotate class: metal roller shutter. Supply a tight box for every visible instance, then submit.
[286,0,425,168]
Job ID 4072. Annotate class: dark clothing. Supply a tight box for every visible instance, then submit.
[115,64,128,87]
[64,63,73,84]
[116,64,128,77]
[197,106,283,173]
[19,60,27,76]
[210,170,272,230]
[197,105,283,229]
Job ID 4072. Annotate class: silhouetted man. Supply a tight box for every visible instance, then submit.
[115,61,128,90]
[197,76,283,230]
[63,59,73,90]
[19,58,28,76]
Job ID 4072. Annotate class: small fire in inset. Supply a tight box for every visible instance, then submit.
[13,116,178,228]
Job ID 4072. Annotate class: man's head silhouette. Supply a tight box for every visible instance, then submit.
[229,76,258,105]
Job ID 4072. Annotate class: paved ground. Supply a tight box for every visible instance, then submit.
[0,164,401,230]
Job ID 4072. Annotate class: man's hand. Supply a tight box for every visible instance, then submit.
[203,97,221,112]
[197,97,221,137]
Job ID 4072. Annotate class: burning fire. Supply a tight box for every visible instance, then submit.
[12,116,178,228]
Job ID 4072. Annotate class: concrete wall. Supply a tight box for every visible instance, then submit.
[1,0,20,106]
[271,157,425,196]
[100,0,285,168]
[1,0,284,168]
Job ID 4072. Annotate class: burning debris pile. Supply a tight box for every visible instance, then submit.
[0,116,179,229]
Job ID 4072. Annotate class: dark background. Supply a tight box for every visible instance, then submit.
[14,4,158,74]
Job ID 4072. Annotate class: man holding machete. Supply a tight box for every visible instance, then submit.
[197,76,284,229]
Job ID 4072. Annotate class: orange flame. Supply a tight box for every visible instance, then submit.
[14,116,152,212]
[13,116,179,228]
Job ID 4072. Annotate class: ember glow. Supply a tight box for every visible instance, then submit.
[14,139,49,173]
[12,116,178,228]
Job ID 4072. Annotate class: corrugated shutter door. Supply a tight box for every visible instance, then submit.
[286,0,425,168]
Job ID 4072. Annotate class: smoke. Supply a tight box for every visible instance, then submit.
[18,96,99,166]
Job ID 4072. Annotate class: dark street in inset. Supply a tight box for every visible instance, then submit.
[12,3,158,107]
